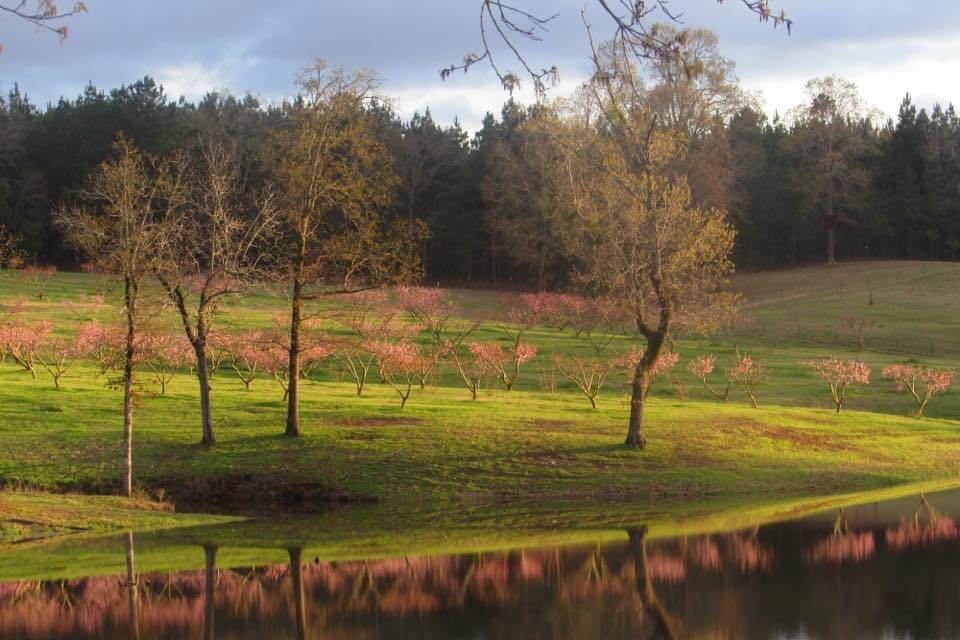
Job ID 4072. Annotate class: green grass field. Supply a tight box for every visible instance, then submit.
[0,261,959,542]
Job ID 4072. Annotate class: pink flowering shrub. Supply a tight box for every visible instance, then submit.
[372,340,422,408]
[61,291,105,323]
[806,357,871,413]
[75,321,125,373]
[469,341,538,391]
[220,331,268,390]
[447,342,495,400]
[726,351,766,408]
[881,363,955,416]
[140,332,193,395]
[688,354,732,401]
[0,320,51,377]
[36,332,89,389]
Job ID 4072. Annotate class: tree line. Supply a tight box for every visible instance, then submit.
[2,29,959,286]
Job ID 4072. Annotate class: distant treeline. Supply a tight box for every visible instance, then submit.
[1,77,958,286]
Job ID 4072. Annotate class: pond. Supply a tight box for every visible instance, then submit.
[3,488,960,639]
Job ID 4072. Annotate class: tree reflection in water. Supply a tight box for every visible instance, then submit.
[4,493,960,639]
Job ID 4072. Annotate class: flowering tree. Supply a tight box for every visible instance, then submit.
[881,364,955,416]
[497,292,550,350]
[807,357,870,413]
[616,349,681,400]
[580,297,630,355]
[221,331,268,390]
[0,224,24,268]
[36,332,88,389]
[397,286,477,347]
[841,313,875,351]
[61,291,105,323]
[0,320,51,377]
[19,265,56,300]
[726,352,766,408]
[140,332,193,396]
[469,341,537,391]
[450,343,496,400]
[262,344,294,401]
[336,290,410,396]
[75,321,125,373]
[688,355,732,401]
[553,355,614,409]
[263,317,334,401]
[372,340,422,408]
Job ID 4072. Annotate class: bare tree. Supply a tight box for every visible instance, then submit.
[154,137,278,445]
[442,1,790,93]
[263,60,425,437]
[0,1,86,51]
[55,135,178,496]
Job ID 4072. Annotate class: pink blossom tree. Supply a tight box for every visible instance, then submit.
[726,351,766,409]
[336,290,409,396]
[688,354,732,401]
[469,341,538,391]
[397,285,478,349]
[449,342,495,400]
[881,364,955,416]
[36,332,89,389]
[140,332,193,396]
[807,357,871,413]
[75,321,125,374]
[61,291,105,323]
[372,340,422,408]
[221,331,268,390]
[0,320,51,377]
[616,349,680,400]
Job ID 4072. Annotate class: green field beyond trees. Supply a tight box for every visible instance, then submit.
[1,260,960,542]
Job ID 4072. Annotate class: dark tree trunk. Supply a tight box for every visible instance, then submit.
[289,548,308,640]
[286,263,304,437]
[627,527,675,639]
[194,345,215,445]
[203,545,217,640]
[121,274,137,497]
[626,365,651,449]
[827,224,836,265]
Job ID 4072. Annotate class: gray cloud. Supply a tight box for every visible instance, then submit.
[1,1,958,131]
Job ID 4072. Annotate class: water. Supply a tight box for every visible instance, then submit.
[3,489,960,639]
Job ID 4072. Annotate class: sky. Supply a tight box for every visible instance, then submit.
[2,1,959,133]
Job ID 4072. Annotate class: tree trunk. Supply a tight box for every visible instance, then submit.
[125,532,139,640]
[289,548,308,640]
[626,364,650,449]
[286,276,303,438]
[627,527,675,639]
[203,545,217,640]
[194,342,215,445]
[122,275,136,497]
[826,224,836,265]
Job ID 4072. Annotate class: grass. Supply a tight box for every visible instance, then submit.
[0,261,959,541]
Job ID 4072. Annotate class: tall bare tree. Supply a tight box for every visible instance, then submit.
[154,137,278,445]
[55,135,179,495]
[263,60,425,437]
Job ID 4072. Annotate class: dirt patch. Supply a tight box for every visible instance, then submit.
[146,475,376,513]
[526,419,579,432]
[336,417,424,428]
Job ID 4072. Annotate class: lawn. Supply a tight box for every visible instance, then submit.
[0,260,959,538]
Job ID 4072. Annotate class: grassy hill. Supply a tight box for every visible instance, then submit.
[0,260,958,538]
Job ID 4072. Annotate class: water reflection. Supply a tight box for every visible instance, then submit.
[4,492,960,639]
